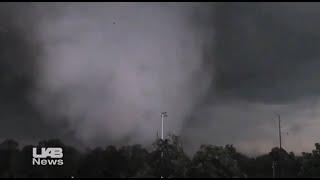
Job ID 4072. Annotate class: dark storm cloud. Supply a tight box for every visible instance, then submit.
[0,3,76,144]
[31,3,215,147]
[211,3,320,103]
[1,2,320,155]
[182,3,320,155]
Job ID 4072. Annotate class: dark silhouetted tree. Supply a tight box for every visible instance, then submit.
[187,144,244,178]
[299,143,320,177]
[148,134,190,178]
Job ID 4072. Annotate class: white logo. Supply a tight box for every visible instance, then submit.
[32,147,64,166]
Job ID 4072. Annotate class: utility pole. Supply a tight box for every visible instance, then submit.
[278,114,282,150]
[276,114,282,178]
[272,114,282,178]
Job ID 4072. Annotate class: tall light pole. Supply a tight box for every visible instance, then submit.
[160,112,168,179]
[274,113,282,178]
[278,114,282,150]
[160,112,167,140]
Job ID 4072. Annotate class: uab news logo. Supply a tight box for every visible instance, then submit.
[32,147,64,166]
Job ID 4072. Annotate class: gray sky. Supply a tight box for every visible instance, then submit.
[1,2,320,155]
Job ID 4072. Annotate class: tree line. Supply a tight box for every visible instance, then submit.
[0,135,319,178]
